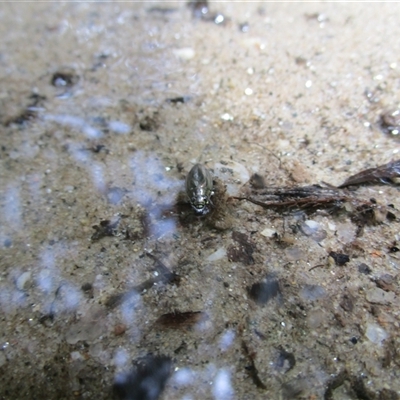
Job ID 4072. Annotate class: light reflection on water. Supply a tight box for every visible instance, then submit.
[45,114,103,139]
[128,151,181,238]
[90,161,106,193]
[3,184,22,231]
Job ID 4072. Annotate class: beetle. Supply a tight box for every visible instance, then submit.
[185,163,214,215]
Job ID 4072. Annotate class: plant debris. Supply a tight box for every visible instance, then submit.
[234,184,376,215]
[234,159,400,222]
[227,231,255,265]
[105,290,138,309]
[241,340,267,390]
[4,93,46,126]
[154,311,207,330]
[338,159,400,188]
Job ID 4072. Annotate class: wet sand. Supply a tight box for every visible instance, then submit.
[1,2,400,399]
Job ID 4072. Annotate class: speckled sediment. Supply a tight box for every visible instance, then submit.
[1,2,400,399]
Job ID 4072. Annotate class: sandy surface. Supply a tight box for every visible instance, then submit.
[1,2,400,399]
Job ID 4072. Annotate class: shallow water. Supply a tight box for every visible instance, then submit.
[1,2,400,399]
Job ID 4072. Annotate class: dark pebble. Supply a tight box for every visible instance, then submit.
[113,355,172,400]
[358,263,372,275]
[248,275,280,305]
[380,109,400,135]
[329,251,350,266]
[51,68,79,87]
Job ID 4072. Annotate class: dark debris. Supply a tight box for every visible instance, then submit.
[227,231,255,265]
[91,218,120,241]
[188,0,208,18]
[113,355,172,400]
[105,290,138,309]
[145,252,181,286]
[188,0,229,25]
[275,346,296,373]
[329,251,350,266]
[339,159,400,188]
[248,275,281,305]
[324,371,377,400]
[249,173,266,189]
[379,109,400,136]
[4,109,37,126]
[139,113,159,131]
[239,22,250,32]
[241,340,267,390]
[154,311,207,330]
[339,293,355,312]
[166,96,191,104]
[51,68,79,88]
[234,159,400,226]
[4,93,46,127]
[358,263,372,275]
[234,184,366,214]
[83,144,108,154]
[379,389,399,400]
[382,338,398,369]
[373,274,396,292]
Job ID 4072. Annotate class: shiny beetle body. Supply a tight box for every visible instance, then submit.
[186,163,214,215]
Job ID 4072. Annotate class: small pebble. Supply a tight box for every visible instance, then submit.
[220,113,234,121]
[285,246,305,261]
[300,284,326,301]
[207,247,226,262]
[300,220,327,242]
[365,287,395,304]
[16,271,32,291]
[239,22,249,32]
[358,263,372,274]
[108,121,130,134]
[173,47,195,60]
[329,251,350,266]
[248,275,280,305]
[260,228,276,238]
[380,109,400,135]
[365,323,388,345]
[114,324,127,336]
